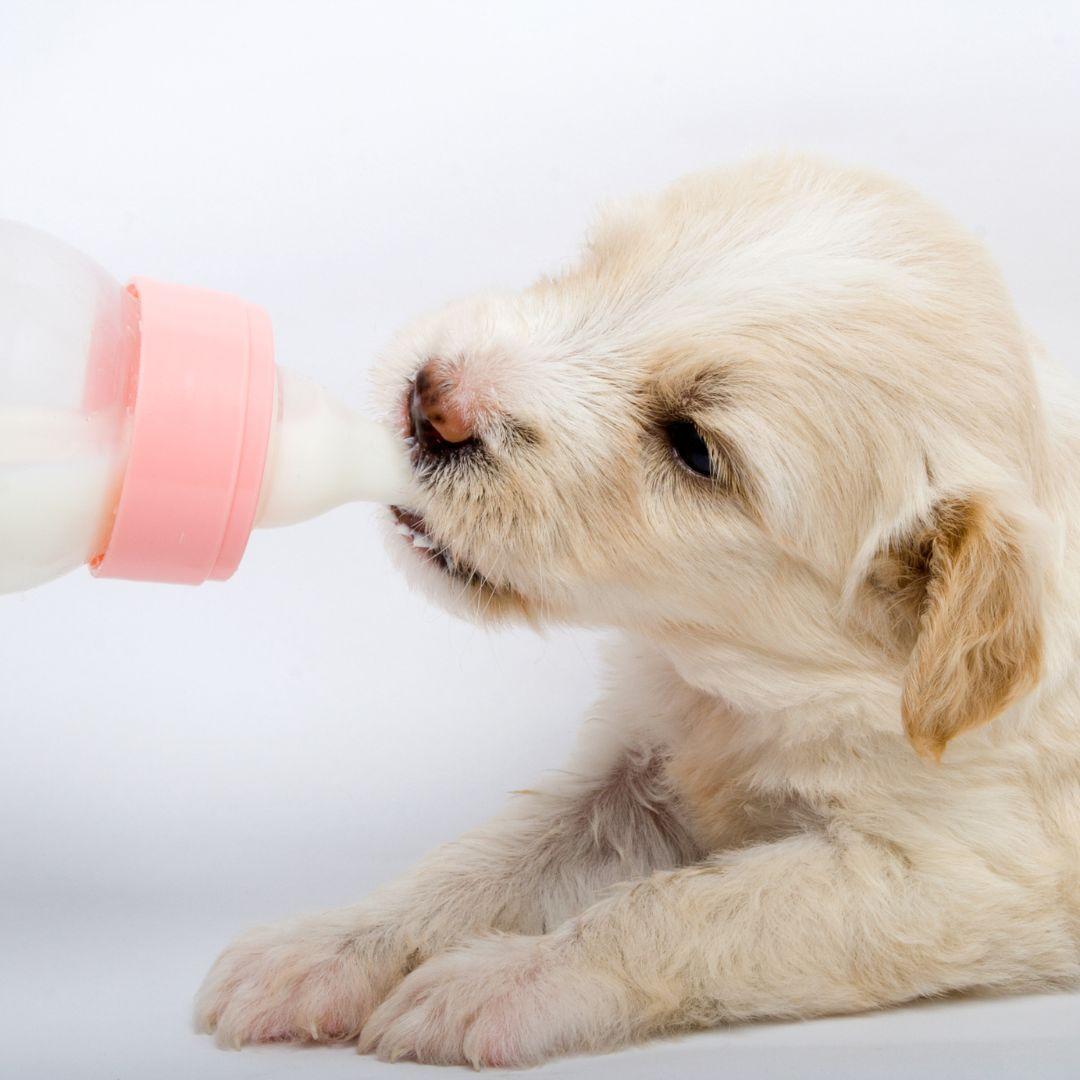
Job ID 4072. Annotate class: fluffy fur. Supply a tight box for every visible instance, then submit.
[195,156,1080,1067]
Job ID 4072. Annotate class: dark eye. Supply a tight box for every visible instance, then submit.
[666,421,712,477]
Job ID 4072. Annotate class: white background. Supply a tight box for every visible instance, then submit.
[2,2,1079,1077]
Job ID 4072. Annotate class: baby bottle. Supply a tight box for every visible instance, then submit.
[0,220,410,594]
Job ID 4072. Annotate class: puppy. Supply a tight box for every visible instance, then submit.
[195,156,1080,1067]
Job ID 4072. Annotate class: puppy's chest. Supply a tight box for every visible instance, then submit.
[662,710,820,853]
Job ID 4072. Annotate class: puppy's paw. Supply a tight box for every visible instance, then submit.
[194,911,410,1047]
[359,933,628,1068]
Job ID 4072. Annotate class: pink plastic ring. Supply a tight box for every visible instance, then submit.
[91,277,276,584]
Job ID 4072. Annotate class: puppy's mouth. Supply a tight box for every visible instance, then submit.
[390,505,485,585]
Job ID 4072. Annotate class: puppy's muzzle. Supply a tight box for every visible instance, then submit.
[392,361,492,586]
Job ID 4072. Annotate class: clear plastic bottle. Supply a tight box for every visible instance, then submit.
[0,221,410,594]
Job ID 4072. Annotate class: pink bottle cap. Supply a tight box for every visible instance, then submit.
[91,277,276,584]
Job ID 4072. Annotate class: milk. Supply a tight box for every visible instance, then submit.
[0,409,122,593]
[0,378,412,594]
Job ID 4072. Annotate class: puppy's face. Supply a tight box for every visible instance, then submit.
[375,157,1045,744]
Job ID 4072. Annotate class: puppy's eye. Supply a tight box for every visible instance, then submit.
[666,421,712,477]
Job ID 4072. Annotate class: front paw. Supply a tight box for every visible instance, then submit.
[359,933,628,1068]
[195,910,410,1047]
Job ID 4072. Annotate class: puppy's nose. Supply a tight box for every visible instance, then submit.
[409,362,474,451]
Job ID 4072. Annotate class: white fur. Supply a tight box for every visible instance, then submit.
[196,156,1080,1066]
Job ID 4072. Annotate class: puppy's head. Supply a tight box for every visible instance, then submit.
[375,156,1047,756]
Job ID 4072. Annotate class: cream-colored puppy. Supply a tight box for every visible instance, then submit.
[195,156,1080,1067]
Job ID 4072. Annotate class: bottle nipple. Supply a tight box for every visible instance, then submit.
[255,368,412,528]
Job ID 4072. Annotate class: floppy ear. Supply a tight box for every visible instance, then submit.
[901,494,1044,761]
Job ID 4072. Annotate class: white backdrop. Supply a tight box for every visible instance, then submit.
[2,3,1078,1078]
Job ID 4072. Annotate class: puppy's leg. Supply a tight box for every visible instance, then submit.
[195,720,699,1047]
[362,828,1075,1067]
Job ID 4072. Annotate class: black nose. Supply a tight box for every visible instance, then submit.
[410,362,475,454]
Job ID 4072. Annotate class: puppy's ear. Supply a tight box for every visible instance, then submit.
[900,494,1043,761]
